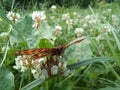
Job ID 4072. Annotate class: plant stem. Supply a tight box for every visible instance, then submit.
[19,76,24,90]
[0,40,9,67]
[59,73,74,85]
[11,0,15,11]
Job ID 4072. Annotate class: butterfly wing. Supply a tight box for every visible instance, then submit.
[15,48,52,56]
[32,48,59,59]
[15,46,65,59]
[32,52,51,59]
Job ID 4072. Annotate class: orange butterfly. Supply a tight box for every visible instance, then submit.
[15,37,85,59]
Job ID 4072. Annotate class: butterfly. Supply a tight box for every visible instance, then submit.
[15,37,85,59]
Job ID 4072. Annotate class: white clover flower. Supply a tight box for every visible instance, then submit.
[83,23,88,28]
[0,32,9,39]
[85,15,91,20]
[62,13,70,20]
[100,16,106,21]
[73,12,77,16]
[51,65,58,75]
[20,66,28,72]
[54,25,62,36]
[111,15,119,26]
[73,12,79,18]
[85,14,98,26]
[50,16,55,19]
[55,25,62,31]
[66,19,73,26]
[74,19,79,25]
[96,34,105,41]
[103,9,112,15]
[38,58,44,62]
[7,11,20,23]
[32,22,39,28]
[59,61,70,76]
[41,69,49,79]
[102,25,111,33]
[39,75,46,80]
[13,55,43,72]
[62,61,67,70]
[50,5,57,12]
[7,12,13,20]
[32,11,46,28]
[58,62,62,67]
[88,19,97,25]
[31,64,43,79]
[30,55,70,79]
[31,69,41,79]
[74,28,84,37]
[13,56,27,72]
[31,69,37,74]
[32,11,46,21]
[107,9,112,13]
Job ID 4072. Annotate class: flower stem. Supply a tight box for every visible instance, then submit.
[0,40,9,67]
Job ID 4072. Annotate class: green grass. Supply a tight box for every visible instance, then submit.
[0,2,120,90]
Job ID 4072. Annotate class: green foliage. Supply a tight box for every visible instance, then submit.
[0,67,15,90]
[9,14,55,48]
[1,0,112,10]
[0,0,12,11]
[64,39,93,63]
[37,38,54,48]
[99,87,120,90]
[0,1,120,90]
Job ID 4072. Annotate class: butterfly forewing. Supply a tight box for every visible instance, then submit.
[15,48,53,56]
[32,52,52,59]
[15,46,65,59]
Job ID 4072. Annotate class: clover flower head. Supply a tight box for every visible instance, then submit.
[85,15,91,20]
[50,5,57,12]
[111,15,119,26]
[74,28,84,37]
[103,9,112,15]
[32,11,46,21]
[0,32,9,39]
[83,23,88,28]
[13,55,43,72]
[32,11,46,28]
[66,19,73,26]
[7,11,20,23]
[54,25,62,36]
[31,56,69,79]
[51,65,58,75]
[96,34,105,41]
[102,25,111,34]
[62,13,70,20]
[73,12,77,15]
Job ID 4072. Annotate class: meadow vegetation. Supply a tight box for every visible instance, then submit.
[0,1,120,90]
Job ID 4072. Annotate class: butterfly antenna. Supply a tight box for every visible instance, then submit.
[65,37,85,49]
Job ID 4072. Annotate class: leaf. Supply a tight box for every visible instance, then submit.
[20,78,45,90]
[54,81,72,90]
[38,21,56,39]
[10,15,33,45]
[36,38,54,48]
[10,15,56,48]
[0,66,15,90]
[98,87,120,90]
[67,57,113,70]
[64,39,93,62]
[27,21,56,48]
